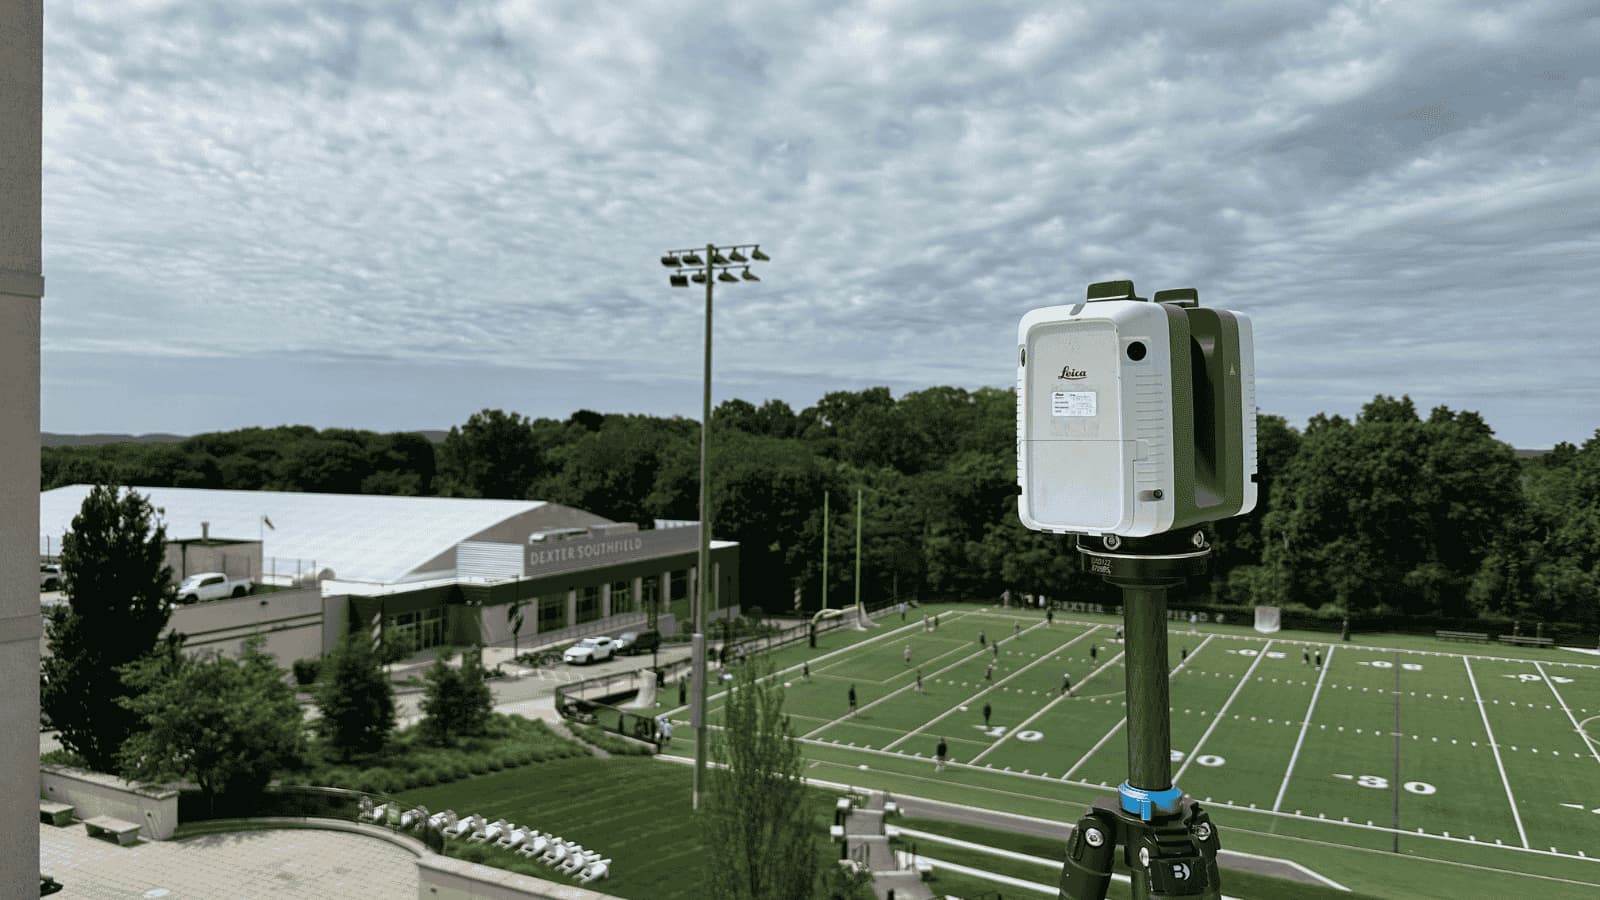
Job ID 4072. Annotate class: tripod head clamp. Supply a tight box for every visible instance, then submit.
[1119,782,1184,822]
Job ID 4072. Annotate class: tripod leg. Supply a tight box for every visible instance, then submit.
[1060,809,1118,900]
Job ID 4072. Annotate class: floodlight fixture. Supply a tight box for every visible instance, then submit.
[711,251,730,264]
[670,274,690,288]
[740,267,759,281]
[728,248,748,262]
[718,270,738,283]
[691,272,707,283]
[750,245,770,261]
[682,252,705,266]
[661,254,683,268]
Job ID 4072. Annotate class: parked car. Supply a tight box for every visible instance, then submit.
[177,572,253,604]
[563,636,617,666]
[614,629,661,656]
[39,563,62,591]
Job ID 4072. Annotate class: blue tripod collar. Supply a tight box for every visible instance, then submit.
[1118,782,1184,822]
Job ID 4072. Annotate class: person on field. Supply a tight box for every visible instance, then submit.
[933,614,940,631]
[803,661,810,680]
[658,715,673,747]
[1303,648,1311,666]
[1115,624,1123,642]
[848,684,858,716]
[1189,612,1199,634]
[915,669,923,693]
[985,662,994,682]
[979,630,986,647]
[1090,644,1098,664]
[1061,672,1072,695]
[1046,608,1054,626]
[935,736,948,772]
[992,642,1000,660]
[1181,645,1189,662]
[982,701,993,729]
[904,644,913,666]
[1014,622,1021,638]
[1315,650,1323,669]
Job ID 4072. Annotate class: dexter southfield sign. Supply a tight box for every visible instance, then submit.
[523,526,701,578]
[528,536,644,568]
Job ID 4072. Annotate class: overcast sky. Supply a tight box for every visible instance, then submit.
[40,0,1600,448]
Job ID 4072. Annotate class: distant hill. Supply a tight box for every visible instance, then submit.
[43,432,188,447]
[43,429,452,447]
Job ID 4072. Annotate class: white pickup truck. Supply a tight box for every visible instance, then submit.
[177,572,253,603]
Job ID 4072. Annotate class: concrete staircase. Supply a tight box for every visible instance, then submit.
[840,792,935,900]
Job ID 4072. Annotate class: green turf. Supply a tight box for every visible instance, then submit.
[663,601,1600,899]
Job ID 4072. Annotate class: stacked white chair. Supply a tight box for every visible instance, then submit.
[360,802,389,824]
[469,819,509,844]
[560,848,601,876]
[516,832,551,859]
[577,858,612,883]
[444,815,483,840]
[400,806,428,829]
[496,826,531,852]
[427,810,457,831]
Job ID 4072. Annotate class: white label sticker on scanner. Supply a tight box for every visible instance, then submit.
[1052,391,1096,417]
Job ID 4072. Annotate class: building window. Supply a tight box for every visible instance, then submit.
[577,585,602,624]
[387,607,445,652]
[611,580,634,613]
[539,593,567,632]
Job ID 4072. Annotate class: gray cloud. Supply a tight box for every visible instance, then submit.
[39,0,1600,446]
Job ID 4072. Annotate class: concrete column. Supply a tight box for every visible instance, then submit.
[601,582,612,619]
[633,576,643,616]
[566,589,577,629]
[0,2,43,895]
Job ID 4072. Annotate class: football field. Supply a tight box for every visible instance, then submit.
[675,604,1600,898]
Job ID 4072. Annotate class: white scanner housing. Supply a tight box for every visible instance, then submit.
[1017,282,1256,537]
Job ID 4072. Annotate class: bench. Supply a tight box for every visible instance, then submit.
[83,815,141,846]
[1436,630,1489,643]
[1497,634,1554,648]
[39,802,74,827]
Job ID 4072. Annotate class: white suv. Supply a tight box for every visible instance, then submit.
[563,637,617,666]
[40,564,62,591]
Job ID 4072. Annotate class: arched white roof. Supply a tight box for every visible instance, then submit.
[39,485,553,584]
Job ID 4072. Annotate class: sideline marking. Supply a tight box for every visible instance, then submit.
[882,625,1101,751]
[1063,635,1215,779]
[1174,640,1274,783]
[1464,656,1530,849]
[1535,660,1600,768]
[1273,644,1334,812]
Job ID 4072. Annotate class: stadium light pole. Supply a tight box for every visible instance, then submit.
[659,241,768,811]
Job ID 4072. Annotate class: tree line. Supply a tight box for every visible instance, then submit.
[41,389,1600,629]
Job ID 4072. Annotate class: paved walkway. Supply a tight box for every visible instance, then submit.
[39,823,417,899]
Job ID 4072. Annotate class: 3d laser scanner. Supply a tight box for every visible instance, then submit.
[1017,280,1261,900]
[1017,280,1257,537]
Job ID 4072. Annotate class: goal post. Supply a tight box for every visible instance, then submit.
[1254,605,1281,634]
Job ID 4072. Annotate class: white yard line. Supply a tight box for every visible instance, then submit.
[1173,639,1274,783]
[1463,656,1530,849]
[667,610,975,717]
[1273,644,1336,812]
[881,625,1101,751]
[970,649,1126,765]
[1534,660,1600,768]
[802,619,1052,739]
[1063,634,1215,780]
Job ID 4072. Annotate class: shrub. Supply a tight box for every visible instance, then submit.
[291,657,322,686]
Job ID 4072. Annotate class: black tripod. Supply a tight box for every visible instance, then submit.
[1060,530,1223,900]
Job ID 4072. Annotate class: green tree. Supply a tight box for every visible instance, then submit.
[315,635,396,761]
[41,484,176,773]
[703,658,818,900]
[420,648,493,747]
[437,409,544,498]
[418,655,465,747]
[118,637,304,814]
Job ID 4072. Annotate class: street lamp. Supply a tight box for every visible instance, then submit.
[659,241,769,810]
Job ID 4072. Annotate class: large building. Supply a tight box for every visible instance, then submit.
[40,485,739,665]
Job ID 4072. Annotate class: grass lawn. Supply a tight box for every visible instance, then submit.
[395,756,868,900]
